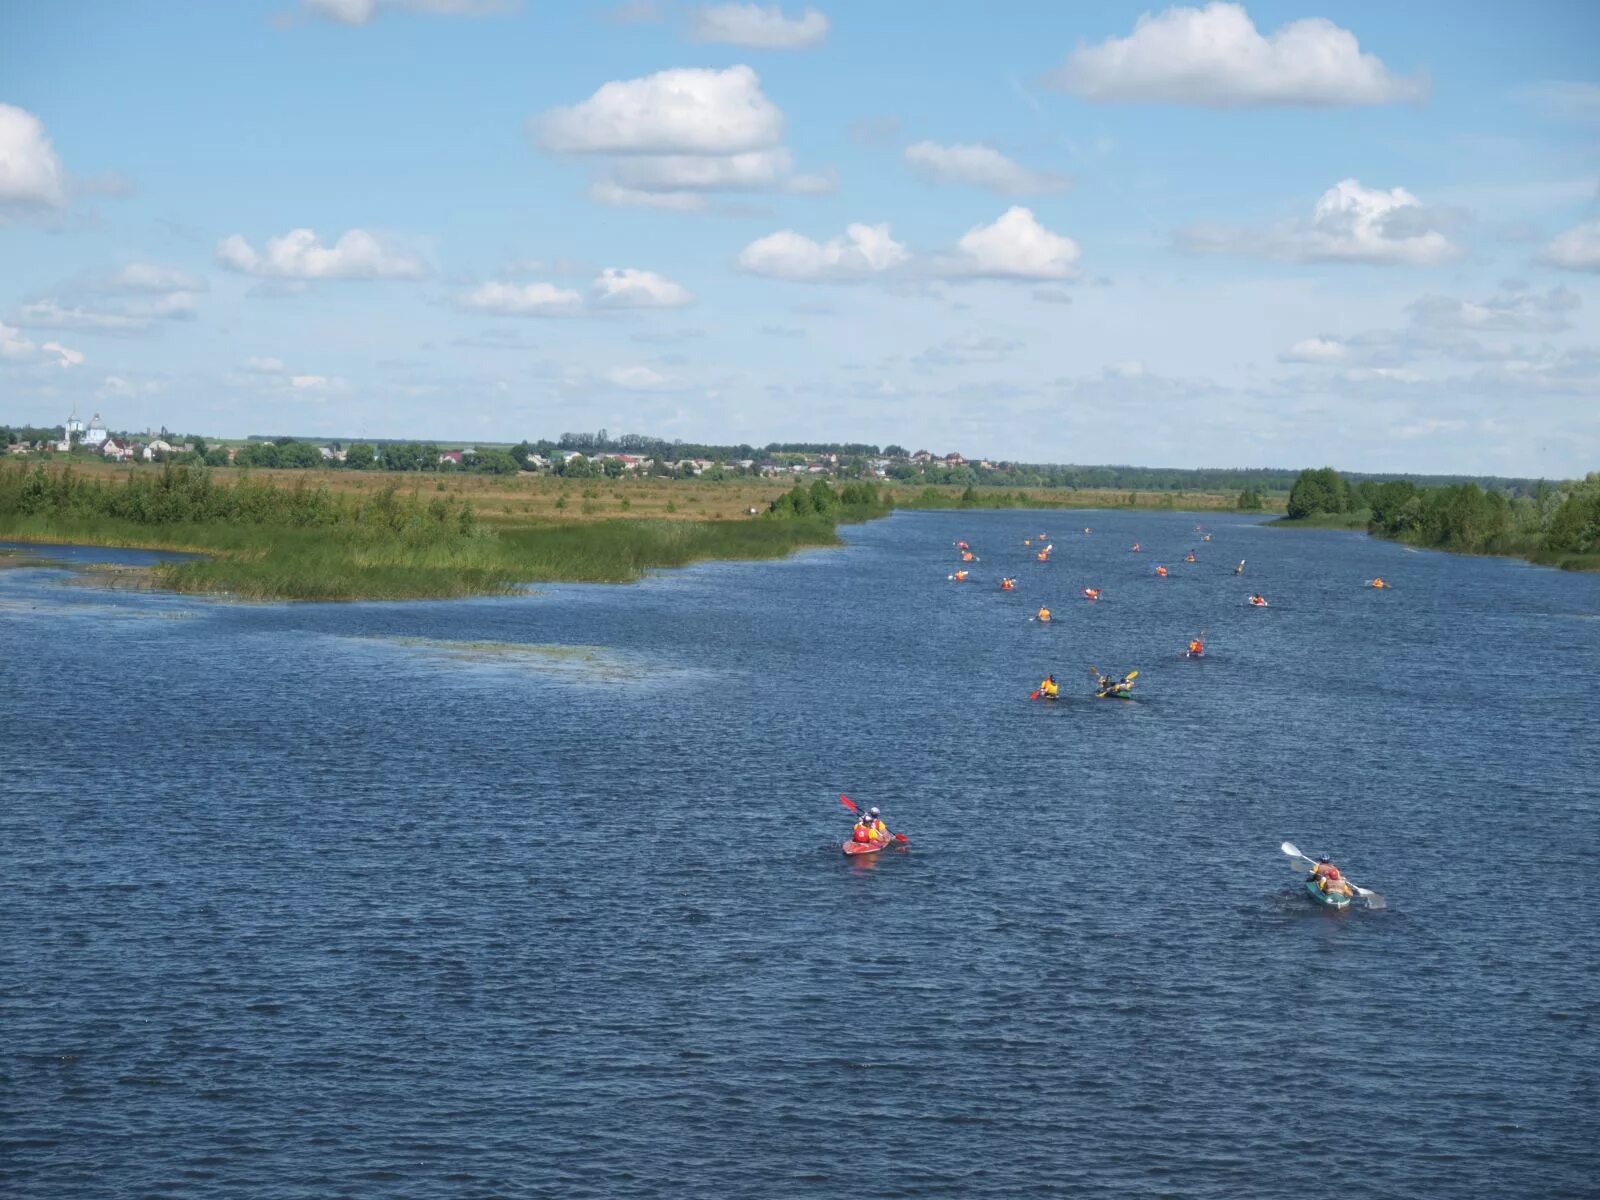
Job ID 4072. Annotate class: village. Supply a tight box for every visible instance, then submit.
[3,409,993,481]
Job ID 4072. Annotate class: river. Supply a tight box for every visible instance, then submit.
[2,510,1597,1198]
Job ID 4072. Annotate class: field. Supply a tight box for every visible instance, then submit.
[0,459,1279,600]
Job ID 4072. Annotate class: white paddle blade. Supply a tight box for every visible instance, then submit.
[1281,841,1303,859]
[1361,891,1386,910]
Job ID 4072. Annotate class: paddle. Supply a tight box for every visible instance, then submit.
[1029,689,1041,700]
[839,794,858,814]
[1280,841,1385,908]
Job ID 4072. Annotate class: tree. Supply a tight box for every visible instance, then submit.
[204,447,230,468]
[474,449,520,475]
[1287,467,1348,519]
[279,441,324,469]
[883,444,908,458]
[344,442,375,469]
[1236,488,1264,511]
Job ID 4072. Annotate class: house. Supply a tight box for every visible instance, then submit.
[911,449,933,463]
[101,438,128,462]
[439,450,465,466]
[524,453,549,468]
[319,446,347,463]
[944,452,966,466]
[7,442,30,456]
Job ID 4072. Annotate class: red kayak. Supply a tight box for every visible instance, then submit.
[843,835,892,856]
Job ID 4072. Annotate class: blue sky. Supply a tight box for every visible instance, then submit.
[2,1,1597,474]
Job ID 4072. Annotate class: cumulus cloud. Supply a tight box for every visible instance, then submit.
[944,206,1081,280]
[216,228,427,280]
[454,281,584,316]
[903,141,1070,196]
[592,267,694,308]
[535,65,783,155]
[1538,219,1600,273]
[14,299,150,334]
[737,222,909,281]
[0,321,83,368]
[610,148,794,191]
[302,0,514,25]
[1178,179,1462,266]
[690,4,828,49]
[0,103,68,212]
[1049,2,1427,107]
[538,65,832,206]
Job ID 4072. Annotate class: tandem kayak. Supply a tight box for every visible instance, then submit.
[844,835,892,857]
[1305,878,1352,909]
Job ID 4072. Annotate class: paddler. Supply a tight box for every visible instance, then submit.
[1371,577,1386,588]
[1310,856,1352,896]
[1037,605,1051,622]
[1187,637,1204,657]
[1039,673,1059,699]
[1156,565,1168,577]
[1234,560,1245,575]
[1185,550,1196,563]
[851,815,874,844]
[1001,576,1016,590]
[868,807,889,840]
[1096,671,1134,696]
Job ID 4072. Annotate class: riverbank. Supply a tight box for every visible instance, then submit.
[1268,509,1600,570]
[0,464,885,600]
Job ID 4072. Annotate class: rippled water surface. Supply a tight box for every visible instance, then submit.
[3,511,1598,1198]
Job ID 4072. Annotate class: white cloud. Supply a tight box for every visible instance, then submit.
[738,222,909,281]
[611,148,793,191]
[454,281,584,316]
[1179,179,1462,266]
[535,65,783,155]
[303,0,514,25]
[0,321,83,368]
[0,103,67,211]
[588,182,709,211]
[103,263,207,294]
[14,289,199,334]
[1539,219,1600,273]
[242,356,288,374]
[904,142,1070,196]
[1049,2,1427,107]
[690,4,828,49]
[98,375,164,399]
[216,228,427,280]
[14,300,149,334]
[1279,337,1348,364]
[592,268,694,308]
[1408,284,1579,332]
[290,374,334,391]
[945,206,1081,280]
[607,365,669,389]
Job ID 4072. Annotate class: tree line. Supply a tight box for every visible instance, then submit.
[1286,465,1600,564]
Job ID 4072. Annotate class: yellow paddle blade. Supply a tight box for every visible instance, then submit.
[1126,670,1140,680]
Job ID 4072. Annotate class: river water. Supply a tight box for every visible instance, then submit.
[2,511,1597,1198]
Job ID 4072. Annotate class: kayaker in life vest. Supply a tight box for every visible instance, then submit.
[1156,566,1168,577]
[1311,857,1351,895]
[851,818,873,844]
[1039,674,1059,699]
[868,808,888,839]
[1187,638,1204,657]
[1371,578,1386,588]
[1037,606,1051,622]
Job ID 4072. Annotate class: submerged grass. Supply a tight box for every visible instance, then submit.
[0,504,845,601]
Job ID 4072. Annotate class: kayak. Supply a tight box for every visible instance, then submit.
[1305,878,1351,909]
[843,834,892,857]
[1096,687,1133,700]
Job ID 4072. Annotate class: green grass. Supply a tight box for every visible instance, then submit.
[0,512,846,600]
[1268,509,1373,530]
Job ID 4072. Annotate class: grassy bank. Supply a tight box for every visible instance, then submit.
[0,463,873,600]
[1268,510,1372,530]
[889,484,1281,513]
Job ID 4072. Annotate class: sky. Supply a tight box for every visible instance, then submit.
[1,0,1597,475]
